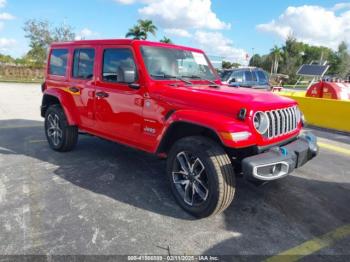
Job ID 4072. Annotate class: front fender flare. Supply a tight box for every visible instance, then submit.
[159,109,256,149]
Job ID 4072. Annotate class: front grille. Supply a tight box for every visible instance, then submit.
[266,106,298,139]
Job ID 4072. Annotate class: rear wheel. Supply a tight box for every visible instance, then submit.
[166,136,235,218]
[45,104,78,152]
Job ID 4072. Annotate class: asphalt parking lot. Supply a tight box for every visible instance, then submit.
[0,83,349,260]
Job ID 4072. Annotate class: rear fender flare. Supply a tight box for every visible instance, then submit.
[43,88,80,126]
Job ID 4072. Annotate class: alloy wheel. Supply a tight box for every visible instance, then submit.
[172,151,209,206]
[47,113,62,146]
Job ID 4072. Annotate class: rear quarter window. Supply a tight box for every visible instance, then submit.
[49,49,69,76]
[257,70,268,82]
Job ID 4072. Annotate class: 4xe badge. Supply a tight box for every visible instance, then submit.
[144,126,156,134]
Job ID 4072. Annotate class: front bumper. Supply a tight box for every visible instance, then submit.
[242,132,318,181]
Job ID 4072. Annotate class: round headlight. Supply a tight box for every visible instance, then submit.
[253,111,269,134]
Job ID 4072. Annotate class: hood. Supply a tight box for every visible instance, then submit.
[151,83,297,116]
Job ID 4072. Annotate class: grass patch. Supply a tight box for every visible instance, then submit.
[0,78,43,83]
[283,84,308,89]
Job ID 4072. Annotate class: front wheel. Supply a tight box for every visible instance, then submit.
[166,136,235,218]
[45,104,78,152]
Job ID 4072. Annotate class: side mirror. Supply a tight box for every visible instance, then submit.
[122,68,137,83]
[229,78,236,83]
[119,67,140,90]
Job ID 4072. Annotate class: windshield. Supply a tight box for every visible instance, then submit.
[140,46,217,81]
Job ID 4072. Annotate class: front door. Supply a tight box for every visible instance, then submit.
[94,45,144,148]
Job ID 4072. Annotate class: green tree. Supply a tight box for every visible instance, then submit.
[222,61,241,69]
[230,62,241,68]
[53,23,75,42]
[138,19,157,39]
[0,54,15,64]
[249,54,262,68]
[250,36,348,82]
[222,61,232,69]
[279,36,305,82]
[270,45,283,74]
[23,19,75,66]
[337,41,350,78]
[125,25,147,40]
[160,36,173,44]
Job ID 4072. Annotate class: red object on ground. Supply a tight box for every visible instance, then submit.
[271,86,283,92]
[306,81,350,100]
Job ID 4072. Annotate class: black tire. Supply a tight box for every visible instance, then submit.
[166,136,235,218]
[44,104,78,152]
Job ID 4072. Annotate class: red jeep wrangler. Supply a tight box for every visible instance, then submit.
[41,39,318,218]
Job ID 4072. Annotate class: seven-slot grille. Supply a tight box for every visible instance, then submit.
[265,106,298,138]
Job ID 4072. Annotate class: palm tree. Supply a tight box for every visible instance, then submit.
[138,19,157,39]
[160,36,173,44]
[125,25,146,40]
[270,45,283,74]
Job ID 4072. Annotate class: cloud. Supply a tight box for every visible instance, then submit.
[0,38,16,51]
[114,0,230,30]
[332,2,350,11]
[113,0,152,4]
[0,12,15,20]
[193,31,248,64]
[0,0,6,8]
[0,2,15,33]
[139,0,230,30]
[114,0,136,4]
[113,0,246,64]
[257,5,350,49]
[164,28,191,37]
[75,28,98,40]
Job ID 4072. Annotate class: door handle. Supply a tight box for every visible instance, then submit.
[69,86,80,93]
[96,91,109,98]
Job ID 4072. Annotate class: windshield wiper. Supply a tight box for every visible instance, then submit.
[150,74,193,85]
[183,75,220,87]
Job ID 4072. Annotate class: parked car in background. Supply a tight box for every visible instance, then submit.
[221,67,270,89]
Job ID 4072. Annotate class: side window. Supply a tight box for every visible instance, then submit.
[244,70,257,82]
[49,49,68,76]
[73,48,95,79]
[102,48,137,83]
[232,71,243,82]
[257,70,268,83]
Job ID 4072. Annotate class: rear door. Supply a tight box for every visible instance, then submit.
[68,46,97,130]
